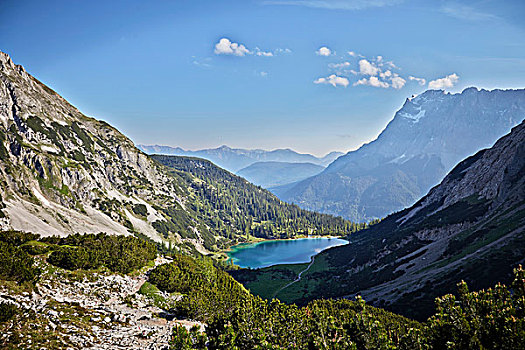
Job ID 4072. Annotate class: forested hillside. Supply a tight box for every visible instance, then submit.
[153,155,362,243]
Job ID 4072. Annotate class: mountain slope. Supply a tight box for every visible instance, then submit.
[247,121,525,320]
[237,161,324,188]
[0,51,182,243]
[0,51,355,254]
[151,155,360,240]
[138,144,342,172]
[279,88,525,222]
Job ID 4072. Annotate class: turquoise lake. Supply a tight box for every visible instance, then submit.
[227,237,349,269]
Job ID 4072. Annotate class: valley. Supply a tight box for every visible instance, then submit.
[234,120,525,321]
[0,48,524,349]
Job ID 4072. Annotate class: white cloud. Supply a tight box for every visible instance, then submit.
[379,70,392,79]
[319,52,414,91]
[262,0,403,11]
[214,38,251,56]
[428,73,459,90]
[256,49,274,57]
[409,76,426,86]
[275,48,293,54]
[316,46,333,56]
[314,74,349,87]
[441,4,498,21]
[214,38,290,58]
[192,57,212,68]
[353,76,389,88]
[358,59,380,76]
[390,75,406,89]
[328,61,351,70]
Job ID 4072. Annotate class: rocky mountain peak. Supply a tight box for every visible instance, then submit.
[0,51,184,242]
[280,87,525,222]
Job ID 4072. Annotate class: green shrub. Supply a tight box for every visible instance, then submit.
[47,246,90,270]
[0,231,40,246]
[0,302,18,323]
[20,242,51,255]
[170,325,207,350]
[132,204,148,217]
[425,265,525,350]
[44,233,157,274]
[0,241,39,283]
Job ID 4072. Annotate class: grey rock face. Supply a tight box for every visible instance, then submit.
[0,51,183,242]
[279,88,525,222]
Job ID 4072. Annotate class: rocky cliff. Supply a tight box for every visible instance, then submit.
[278,88,525,222]
[0,51,188,243]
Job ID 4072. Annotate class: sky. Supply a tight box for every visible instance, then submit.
[1,0,524,156]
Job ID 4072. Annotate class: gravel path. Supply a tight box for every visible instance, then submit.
[273,256,315,298]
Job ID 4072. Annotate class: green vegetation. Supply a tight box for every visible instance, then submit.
[71,121,93,149]
[153,156,368,250]
[0,231,40,284]
[44,233,157,274]
[138,281,170,308]
[132,203,148,217]
[148,254,525,349]
[230,263,309,300]
[0,131,8,160]
[150,254,420,349]
[425,269,525,349]
[0,230,156,276]
[149,255,249,320]
[0,302,19,323]
[0,229,522,349]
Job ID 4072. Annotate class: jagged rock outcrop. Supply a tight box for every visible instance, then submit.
[277,88,525,222]
[0,51,201,248]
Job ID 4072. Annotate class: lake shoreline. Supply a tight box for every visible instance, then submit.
[225,236,349,269]
[223,234,347,254]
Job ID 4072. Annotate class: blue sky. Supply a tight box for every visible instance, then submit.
[1,0,524,156]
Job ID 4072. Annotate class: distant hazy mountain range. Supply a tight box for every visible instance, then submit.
[237,161,324,188]
[137,144,343,173]
[276,88,525,222]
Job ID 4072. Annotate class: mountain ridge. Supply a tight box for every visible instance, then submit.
[278,87,525,222]
[137,144,343,172]
[237,161,324,188]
